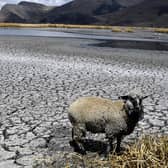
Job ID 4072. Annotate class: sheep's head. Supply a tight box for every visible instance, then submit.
[119,92,149,120]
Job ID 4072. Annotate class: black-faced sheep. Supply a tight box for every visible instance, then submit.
[68,92,148,154]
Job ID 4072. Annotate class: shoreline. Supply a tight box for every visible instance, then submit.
[0,23,168,33]
[1,27,168,51]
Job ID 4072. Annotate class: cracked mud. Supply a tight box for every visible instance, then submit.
[0,33,168,167]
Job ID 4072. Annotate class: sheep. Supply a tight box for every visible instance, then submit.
[68,92,148,154]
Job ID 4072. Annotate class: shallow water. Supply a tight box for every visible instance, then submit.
[1,28,168,50]
[0,27,113,40]
[0,28,80,38]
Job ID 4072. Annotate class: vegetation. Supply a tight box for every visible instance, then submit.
[0,23,134,32]
[109,135,168,168]
[111,26,135,33]
[0,23,113,29]
[33,135,168,168]
[154,28,168,34]
[1,23,168,34]
[111,27,123,32]
[124,27,135,33]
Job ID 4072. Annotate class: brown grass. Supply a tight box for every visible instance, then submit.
[154,28,168,34]
[124,27,134,33]
[1,23,168,34]
[109,135,168,168]
[0,23,112,29]
[111,27,123,32]
[111,26,134,33]
[33,135,168,168]
[0,23,136,33]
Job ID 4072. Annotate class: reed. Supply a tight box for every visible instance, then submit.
[111,26,135,32]
[0,23,113,29]
[1,23,168,34]
[109,135,168,168]
[0,23,136,32]
[33,135,168,168]
[154,28,168,34]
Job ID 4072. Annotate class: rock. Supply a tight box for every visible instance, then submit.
[0,160,18,168]
[149,118,165,127]
[29,138,46,148]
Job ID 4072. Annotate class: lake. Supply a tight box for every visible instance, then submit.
[0,27,113,40]
[0,27,168,50]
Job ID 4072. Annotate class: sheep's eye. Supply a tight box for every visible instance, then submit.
[139,98,142,105]
[126,100,134,110]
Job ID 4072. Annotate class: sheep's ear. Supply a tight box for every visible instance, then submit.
[142,95,149,100]
[141,94,153,100]
[119,95,129,100]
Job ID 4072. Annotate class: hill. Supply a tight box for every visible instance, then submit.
[103,0,168,27]
[45,0,123,24]
[0,0,168,27]
[0,1,53,23]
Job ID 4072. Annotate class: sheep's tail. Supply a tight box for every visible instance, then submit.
[68,113,77,125]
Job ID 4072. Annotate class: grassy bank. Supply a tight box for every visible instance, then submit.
[153,28,168,34]
[33,135,168,168]
[0,23,136,32]
[1,23,168,33]
[108,135,168,168]
[0,23,113,29]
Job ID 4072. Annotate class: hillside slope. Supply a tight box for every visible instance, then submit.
[45,0,122,24]
[0,0,168,27]
[103,0,168,27]
[0,1,53,23]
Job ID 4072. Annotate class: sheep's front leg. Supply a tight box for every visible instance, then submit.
[72,124,86,154]
[105,137,114,155]
[116,135,122,153]
[106,135,122,155]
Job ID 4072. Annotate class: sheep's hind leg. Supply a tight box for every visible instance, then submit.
[106,138,114,155]
[105,125,116,155]
[116,135,122,153]
[72,124,86,154]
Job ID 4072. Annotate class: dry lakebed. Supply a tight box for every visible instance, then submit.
[0,28,168,167]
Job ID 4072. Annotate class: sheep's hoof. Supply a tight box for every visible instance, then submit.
[74,145,86,155]
[69,140,86,155]
[116,147,121,153]
[115,146,125,155]
[78,148,87,155]
[77,142,86,155]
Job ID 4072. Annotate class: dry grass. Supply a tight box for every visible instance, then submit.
[81,135,168,167]
[111,26,134,33]
[109,135,168,168]
[154,28,168,34]
[111,27,123,32]
[1,23,168,34]
[33,135,168,168]
[0,23,112,29]
[124,27,134,33]
[0,23,136,33]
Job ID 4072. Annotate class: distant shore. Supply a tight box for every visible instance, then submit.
[0,23,120,29]
[0,23,168,33]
